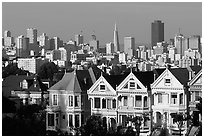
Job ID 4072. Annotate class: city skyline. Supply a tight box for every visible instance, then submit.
[2,2,202,46]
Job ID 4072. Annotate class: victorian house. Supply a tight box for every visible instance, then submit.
[151,67,190,135]
[116,71,154,132]
[46,70,93,132]
[188,70,202,122]
[88,70,154,132]
[87,73,127,131]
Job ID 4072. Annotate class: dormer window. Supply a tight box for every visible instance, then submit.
[165,78,171,86]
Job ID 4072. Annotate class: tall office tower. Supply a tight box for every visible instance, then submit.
[89,34,99,51]
[113,23,120,52]
[174,34,184,55]
[4,30,11,38]
[59,47,67,61]
[38,33,50,50]
[16,35,29,57]
[75,34,83,46]
[27,28,37,44]
[151,20,164,47]
[4,30,14,47]
[189,35,201,53]
[106,42,114,54]
[124,37,135,59]
[49,38,55,50]
[53,37,60,50]
[182,37,189,55]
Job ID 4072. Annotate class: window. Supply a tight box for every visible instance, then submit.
[53,94,58,105]
[75,95,80,107]
[107,99,111,109]
[48,113,54,127]
[171,93,177,104]
[102,99,106,109]
[165,79,171,86]
[135,95,142,107]
[123,96,128,106]
[56,113,59,125]
[195,92,201,101]
[69,114,73,127]
[22,80,28,89]
[129,82,135,89]
[62,115,65,120]
[94,98,100,108]
[75,114,79,128]
[144,96,148,107]
[69,96,73,107]
[158,93,162,103]
[99,84,106,91]
[179,93,183,104]
[112,99,116,108]
[81,114,84,125]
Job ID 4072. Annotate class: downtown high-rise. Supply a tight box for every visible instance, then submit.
[113,23,120,52]
[151,20,164,47]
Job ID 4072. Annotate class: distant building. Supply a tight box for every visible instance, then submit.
[17,57,49,74]
[16,35,30,57]
[38,33,50,50]
[53,37,60,50]
[189,35,201,53]
[113,23,120,52]
[75,34,83,46]
[151,20,164,47]
[124,37,135,59]
[3,30,14,47]
[27,28,37,45]
[119,52,127,64]
[106,42,114,54]
[89,34,99,51]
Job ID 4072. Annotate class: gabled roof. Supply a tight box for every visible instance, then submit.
[189,70,202,85]
[189,66,202,75]
[104,74,128,90]
[133,71,154,90]
[169,68,189,86]
[49,70,93,92]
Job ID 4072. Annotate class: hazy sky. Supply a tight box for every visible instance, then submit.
[2,2,202,45]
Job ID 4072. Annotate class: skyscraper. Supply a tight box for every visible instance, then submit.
[75,34,83,46]
[151,20,164,47]
[38,33,49,50]
[27,28,37,44]
[113,23,120,52]
[16,35,29,57]
[89,34,99,51]
[124,37,135,59]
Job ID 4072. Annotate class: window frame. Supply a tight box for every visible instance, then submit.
[94,97,101,109]
[52,94,58,106]
[164,78,171,86]
[129,81,136,89]
[99,84,106,91]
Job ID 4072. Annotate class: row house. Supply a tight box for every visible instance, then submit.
[46,70,93,132]
[151,67,191,135]
[87,71,154,132]
[188,70,202,122]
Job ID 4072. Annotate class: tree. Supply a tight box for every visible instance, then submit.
[170,112,188,136]
[2,63,30,78]
[38,62,59,80]
[128,113,150,136]
[83,115,107,136]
